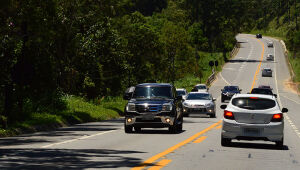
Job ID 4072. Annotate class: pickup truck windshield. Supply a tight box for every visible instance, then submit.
[133,86,172,99]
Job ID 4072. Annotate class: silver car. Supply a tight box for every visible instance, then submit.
[182,92,216,117]
[262,68,272,77]
[267,41,273,47]
[266,54,274,61]
[220,94,288,147]
[176,88,188,100]
[192,84,209,92]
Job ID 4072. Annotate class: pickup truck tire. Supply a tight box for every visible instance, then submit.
[125,125,133,133]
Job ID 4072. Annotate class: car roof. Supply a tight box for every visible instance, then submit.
[224,85,238,88]
[189,92,209,94]
[232,94,275,100]
[176,88,186,91]
[263,68,271,70]
[136,83,172,87]
[258,85,271,88]
[195,84,207,86]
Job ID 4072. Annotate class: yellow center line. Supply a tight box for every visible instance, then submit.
[250,37,265,91]
[131,120,222,170]
[148,159,172,170]
[193,136,207,143]
[215,125,222,129]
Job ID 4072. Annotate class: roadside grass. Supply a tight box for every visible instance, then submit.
[288,52,300,90]
[0,95,126,137]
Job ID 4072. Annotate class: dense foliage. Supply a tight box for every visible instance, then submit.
[0,0,299,127]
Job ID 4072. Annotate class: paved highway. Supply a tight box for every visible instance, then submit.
[0,34,300,170]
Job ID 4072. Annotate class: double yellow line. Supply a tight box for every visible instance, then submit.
[132,120,222,170]
[250,37,265,90]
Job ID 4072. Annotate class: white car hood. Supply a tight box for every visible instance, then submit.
[184,100,212,106]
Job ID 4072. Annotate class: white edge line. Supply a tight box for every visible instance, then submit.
[280,94,300,105]
[219,72,231,86]
[41,129,118,148]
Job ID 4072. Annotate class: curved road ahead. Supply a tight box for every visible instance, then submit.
[1,34,300,170]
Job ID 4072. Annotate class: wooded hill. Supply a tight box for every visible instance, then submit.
[0,0,299,127]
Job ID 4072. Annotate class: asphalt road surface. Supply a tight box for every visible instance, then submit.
[1,34,300,170]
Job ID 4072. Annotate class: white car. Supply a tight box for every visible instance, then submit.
[267,41,273,47]
[262,68,272,77]
[220,94,288,147]
[192,84,209,92]
[182,92,216,117]
[266,54,274,61]
[176,88,188,100]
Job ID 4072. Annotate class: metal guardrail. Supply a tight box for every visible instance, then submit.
[207,69,216,86]
[206,42,240,86]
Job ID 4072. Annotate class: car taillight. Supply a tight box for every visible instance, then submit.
[271,113,283,122]
[224,110,234,120]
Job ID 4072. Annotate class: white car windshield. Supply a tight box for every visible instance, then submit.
[187,93,211,100]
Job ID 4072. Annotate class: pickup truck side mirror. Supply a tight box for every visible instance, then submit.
[123,93,132,100]
[274,94,277,98]
[240,89,242,92]
[220,105,227,109]
[282,108,288,113]
[212,98,216,101]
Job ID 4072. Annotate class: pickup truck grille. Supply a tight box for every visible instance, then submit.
[136,105,162,113]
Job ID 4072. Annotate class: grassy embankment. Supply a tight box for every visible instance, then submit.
[0,96,126,137]
[249,16,300,90]
[0,52,227,137]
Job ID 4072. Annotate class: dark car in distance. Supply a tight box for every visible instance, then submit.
[250,87,277,98]
[123,83,183,133]
[221,86,242,102]
[256,34,262,38]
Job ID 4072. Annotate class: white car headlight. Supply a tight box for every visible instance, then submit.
[183,102,189,107]
[126,103,136,112]
[162,103,173,111]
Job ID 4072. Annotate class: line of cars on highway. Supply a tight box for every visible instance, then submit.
[122,35,288,147]
[123,81,288,148]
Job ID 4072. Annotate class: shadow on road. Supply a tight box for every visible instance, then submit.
[0,119,124,146]
[132,129,186,135]
[0,148,144,169]
[226,59,272,63]
[226,142,289,150]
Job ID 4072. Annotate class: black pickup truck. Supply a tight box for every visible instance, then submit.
[123,83,183,133]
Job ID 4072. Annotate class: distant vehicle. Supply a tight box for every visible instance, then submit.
[262,68,272,77]
[176,88,188,100]
[250,87,277,98]
[220,94,288,147]
[267,41,273,47]
[266,54,274,61]
[256,34,262,38]
[123,83,183,133]
[221,86,242,102]
[192,84,209,92]
[258,85,272,89]
[182,92,216,118]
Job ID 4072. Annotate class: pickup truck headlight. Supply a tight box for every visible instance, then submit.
[126,103,136,112]
[162,103,173,111]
